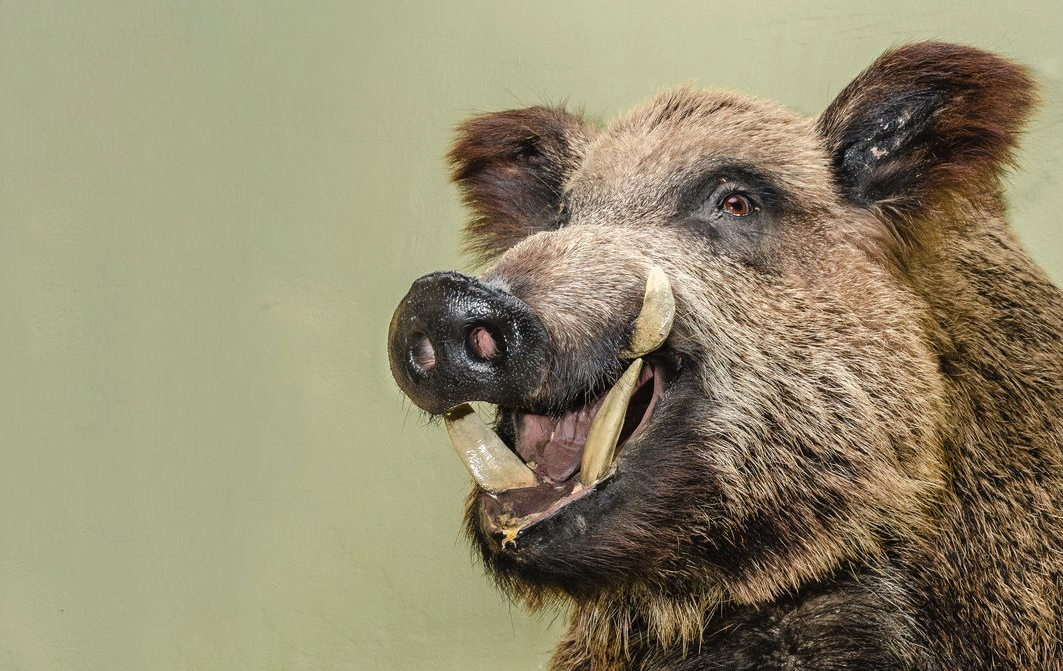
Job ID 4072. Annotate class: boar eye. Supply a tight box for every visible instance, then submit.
[720,193,757,217]
[686,172,772,225]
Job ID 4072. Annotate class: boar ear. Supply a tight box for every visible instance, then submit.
[817,42,1037,238]
[448,107,590,261]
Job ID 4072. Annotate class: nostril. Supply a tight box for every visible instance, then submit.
[388,271,549,414]
[466,324,501,362]
[409,332,437,373]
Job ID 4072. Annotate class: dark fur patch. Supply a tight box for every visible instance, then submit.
[448,107,589,262]
[818,42,1038,249]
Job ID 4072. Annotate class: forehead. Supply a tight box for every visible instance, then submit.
[567,88,835,218]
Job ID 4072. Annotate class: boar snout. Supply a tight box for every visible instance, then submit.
[388,271,549,415]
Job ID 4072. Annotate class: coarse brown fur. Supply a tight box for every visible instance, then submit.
[407,43,1063,669]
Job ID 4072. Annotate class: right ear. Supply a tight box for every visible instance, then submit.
[816,42,1037,250]
[448,107,591,261]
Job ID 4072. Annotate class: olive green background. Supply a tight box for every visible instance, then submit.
[1,1,1060,670]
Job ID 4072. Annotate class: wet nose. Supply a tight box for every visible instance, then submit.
[387,271,549,415]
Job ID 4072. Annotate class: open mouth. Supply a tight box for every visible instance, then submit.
[438,266,677,548]
[479,357,672,545]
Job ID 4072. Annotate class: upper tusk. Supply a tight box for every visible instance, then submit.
[443,404,540,493]
[620,265,675,358]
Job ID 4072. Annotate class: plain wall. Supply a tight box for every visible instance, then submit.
[1,1,1061,669]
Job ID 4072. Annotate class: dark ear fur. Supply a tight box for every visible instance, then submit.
[818,42,1037,244]
[448,107,589,261]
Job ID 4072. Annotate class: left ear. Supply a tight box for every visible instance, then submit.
[817,42,1037,226]
[448,106,592,262]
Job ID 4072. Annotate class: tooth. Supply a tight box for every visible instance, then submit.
[620,265,675,358]
[443,404,540,493]
[579,358,644,486]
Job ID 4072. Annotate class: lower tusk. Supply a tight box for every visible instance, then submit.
[620,265,675,359]
[444,404,541,494]
[579,358,644,486]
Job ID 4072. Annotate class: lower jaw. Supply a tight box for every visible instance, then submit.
[479,479,595,549]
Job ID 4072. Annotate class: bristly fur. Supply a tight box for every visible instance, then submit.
[431,43,1063,669]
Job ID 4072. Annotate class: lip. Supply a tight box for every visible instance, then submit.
[479,357,671,548]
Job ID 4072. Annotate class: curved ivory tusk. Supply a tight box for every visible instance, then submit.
[444,404,540,493]
[579,358,643,486]
[620,265,675,358]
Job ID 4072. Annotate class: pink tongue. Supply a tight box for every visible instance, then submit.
[516,400,603,483]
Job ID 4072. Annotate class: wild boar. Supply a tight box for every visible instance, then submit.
[387,42,1063,669]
